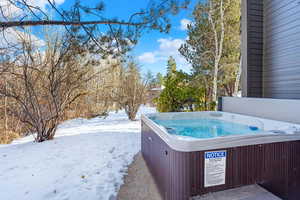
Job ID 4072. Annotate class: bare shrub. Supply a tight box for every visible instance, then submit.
[0,34,94,142]
[112,61,149,120]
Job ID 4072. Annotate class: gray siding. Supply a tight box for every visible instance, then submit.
[243,0,300,99]
[263,0,300,99]
[242,0,264,97]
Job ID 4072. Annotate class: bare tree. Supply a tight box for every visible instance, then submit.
[73,58,123,118]
[112,61,149,120]
[208,0,225,103]
[0,33,95,142]
[234,56,242,96]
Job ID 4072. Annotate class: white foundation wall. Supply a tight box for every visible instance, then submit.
[222,97,300,124]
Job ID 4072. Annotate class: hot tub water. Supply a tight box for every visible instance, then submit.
[152,118,261,139]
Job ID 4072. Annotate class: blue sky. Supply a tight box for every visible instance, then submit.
[29,0,198,75]
[59,0,198,75]
[125,0,197,75]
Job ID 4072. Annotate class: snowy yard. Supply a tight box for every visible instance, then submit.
[0,106,156,200]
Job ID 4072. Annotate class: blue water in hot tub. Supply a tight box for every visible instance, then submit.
[152,118,262,139]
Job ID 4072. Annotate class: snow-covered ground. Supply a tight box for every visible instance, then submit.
[0,106,156,200]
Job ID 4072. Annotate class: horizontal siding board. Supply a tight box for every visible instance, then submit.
[263,79,300,85]
[249,0,263,5]
[264,51,300,63]
[264,27,300,44]
[265,19,300,39]
[249,48,263,54]
[264,82,300,89]
[264,48,300,62]
[265,9,300,26]
[248,31,263,40]
[245,0,264,97]
[264,92,300,98]
[264,0,299,13]
[263,71,300,80]
[264,94,300,99]
[264,0,298,14]
[265,39,300,53]
[248,59,263,66]
[264,41,300,55]
[263,81,300,89]
[248,82,262,88]
[248,10,263,16]
[265,12,299,29]
[265,0,299,19]
[265,30,300,45]
[263,0,300,99]
[264,71,300,82]
[263,90,300,94]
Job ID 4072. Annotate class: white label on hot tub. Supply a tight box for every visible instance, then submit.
[204,150,226,187]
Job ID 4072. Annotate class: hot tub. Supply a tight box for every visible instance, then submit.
[141,111,300,200]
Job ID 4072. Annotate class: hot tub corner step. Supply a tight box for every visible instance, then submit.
[191,184,282,200]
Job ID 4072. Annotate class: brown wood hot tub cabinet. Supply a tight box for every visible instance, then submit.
[141,121,300,200]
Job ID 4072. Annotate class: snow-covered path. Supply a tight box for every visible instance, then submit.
[0,107,156,200]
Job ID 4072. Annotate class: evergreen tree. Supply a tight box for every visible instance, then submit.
[179,0,241,102]
[156,70,191,112]
[156,72,164,85]
[155,58,215,112]
[145,70,156,88]
[166,56,177,76]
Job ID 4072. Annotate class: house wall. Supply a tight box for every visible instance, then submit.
[242,0,300,99]
[241,0,264,97]
[263,0,300,99]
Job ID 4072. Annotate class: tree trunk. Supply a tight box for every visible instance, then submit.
[212,64,219,102]
[4,78,8,142]
[209,0,225,104]
[234,56,242,96]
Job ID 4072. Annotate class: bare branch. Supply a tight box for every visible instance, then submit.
[0,20,147,29]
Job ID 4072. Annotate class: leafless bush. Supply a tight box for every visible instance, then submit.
[112,61,149,120]
[0,34,94,142]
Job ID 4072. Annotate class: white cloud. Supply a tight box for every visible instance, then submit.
[0,0,65,18]
[138,38,184,64]
[157,38,184,57]
[0,28,45,47]
[138,52,156,64]
[180,18,192,31]
[138,38,191,72]
[0,28,46,58]
[0,0,64,51]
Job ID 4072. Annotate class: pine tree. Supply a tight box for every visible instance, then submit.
[179,0,241,103]
[156,72,164,85]
[166,56,177,76]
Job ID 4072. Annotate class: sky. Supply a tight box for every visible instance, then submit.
[2,0,198,75]
[59,0,198,75]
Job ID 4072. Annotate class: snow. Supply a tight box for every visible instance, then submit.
[0,106,156,200]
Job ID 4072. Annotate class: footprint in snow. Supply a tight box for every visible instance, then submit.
[109,147,115,154]
[106,161,112,168]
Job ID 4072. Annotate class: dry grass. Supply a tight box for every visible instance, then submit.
[0,130,19,144]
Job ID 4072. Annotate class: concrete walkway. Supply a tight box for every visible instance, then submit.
[117,152,162,200]
[192,185,281,200]
[117,152,281,200]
